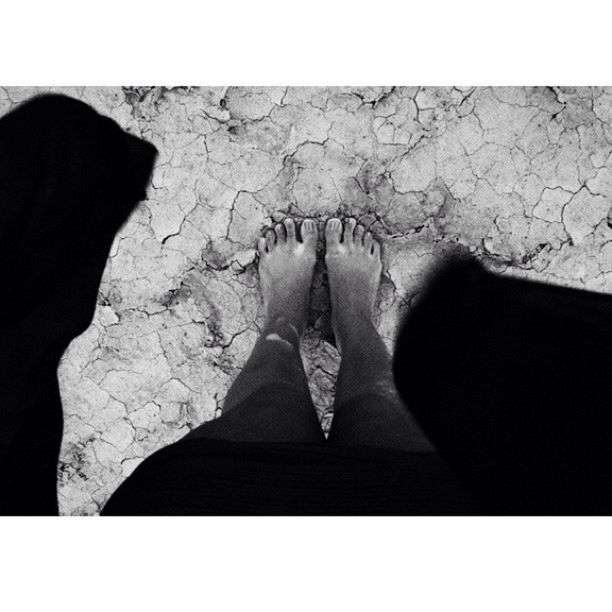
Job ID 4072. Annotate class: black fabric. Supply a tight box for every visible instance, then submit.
[0,95,157,514]
[102,437,477,515]
[102,384,477,514]
[393,257,612,514]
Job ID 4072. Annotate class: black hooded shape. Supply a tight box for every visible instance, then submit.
[0,95,157,514]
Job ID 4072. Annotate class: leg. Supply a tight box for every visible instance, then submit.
[184,218,325,443]
[325,218,434,452]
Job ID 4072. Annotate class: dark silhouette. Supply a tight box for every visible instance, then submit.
[394,258,612,514]
[0,95,157,514]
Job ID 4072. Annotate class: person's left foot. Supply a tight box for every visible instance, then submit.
[257,218,318,338]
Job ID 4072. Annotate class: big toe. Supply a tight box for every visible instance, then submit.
[325,218,342,249]
[301,218,318,248]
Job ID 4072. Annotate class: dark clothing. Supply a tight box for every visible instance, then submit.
[394,258,612,514]
[2,94,610,515]
[103,383,476,514]
[102,440,474,515]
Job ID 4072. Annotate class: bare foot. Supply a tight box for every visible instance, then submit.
[324,218,382,351]
[257,218,318,338]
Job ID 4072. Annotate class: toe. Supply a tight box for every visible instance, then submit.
[343,218,357,244]
[325,218,342,247]
[284,218,296,243]
[257,236,268,255]
[265,228,276,250]
[354,223,365,245]
[301,218,317,246]
[275,222,286,243]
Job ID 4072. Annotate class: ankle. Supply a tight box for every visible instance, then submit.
[265,314,304,342]
[332,310,376,351]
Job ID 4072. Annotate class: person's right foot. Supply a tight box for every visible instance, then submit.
[324,218,382,352]
[258,217,318,339]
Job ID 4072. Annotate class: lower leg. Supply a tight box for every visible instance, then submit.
[221,316,308,413]
[184,218,324,443]
[325,218,434,452]
[334,315,399,408]
[332,314,433,451]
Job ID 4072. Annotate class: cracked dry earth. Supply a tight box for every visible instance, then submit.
[2,86,612,515]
